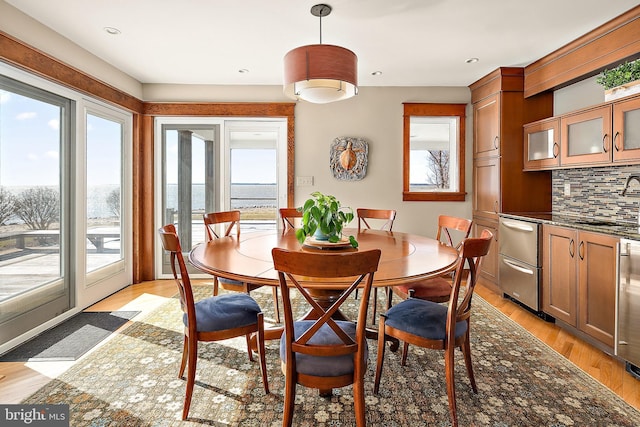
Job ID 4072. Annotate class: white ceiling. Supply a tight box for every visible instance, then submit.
[6,0,640,88]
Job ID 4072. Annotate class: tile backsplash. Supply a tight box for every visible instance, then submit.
[553,165,640,223]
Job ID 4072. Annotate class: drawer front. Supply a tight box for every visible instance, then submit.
[499,218,540,265]
[499,254,540,311]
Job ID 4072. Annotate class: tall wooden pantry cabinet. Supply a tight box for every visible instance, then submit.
[469,67,553,290]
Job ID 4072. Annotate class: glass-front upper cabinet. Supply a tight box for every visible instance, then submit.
[612,96,640,163]
[524,118,560,170]
[560,105,612,166]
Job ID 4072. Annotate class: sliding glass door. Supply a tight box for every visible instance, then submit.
[0,74,71,344]
[156,118,287,277]
[78,103,131,307]
[0,65,132,348]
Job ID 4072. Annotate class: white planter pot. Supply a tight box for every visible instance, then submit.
[605,79,640,102]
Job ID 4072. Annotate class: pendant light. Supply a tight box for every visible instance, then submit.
[283,4,358,104]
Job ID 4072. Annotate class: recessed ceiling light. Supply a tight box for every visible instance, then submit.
[238,69,249,74]
[103,27,121,35]
[371,71,383,76]
[465,57,479,64]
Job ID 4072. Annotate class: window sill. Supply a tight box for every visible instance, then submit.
[402,191,466,202]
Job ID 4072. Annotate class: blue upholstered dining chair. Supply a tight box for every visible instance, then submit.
[393,215,473,303]
[373,229,493,427]
[272,248,381,427]
[390,215,473,361]
[158,223,269,420]
[203,210,280,323]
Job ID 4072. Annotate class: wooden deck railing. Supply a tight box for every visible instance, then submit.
[0,230,120,253]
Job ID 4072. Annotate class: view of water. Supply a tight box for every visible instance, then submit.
[166,183,277,212]
[2,184,277,224]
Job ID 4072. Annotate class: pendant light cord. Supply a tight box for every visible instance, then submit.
[319,5,325,44]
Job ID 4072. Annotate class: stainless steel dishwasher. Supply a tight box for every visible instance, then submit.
[617,238,640,376]
[499,217,541,312]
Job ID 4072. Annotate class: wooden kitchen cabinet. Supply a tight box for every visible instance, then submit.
[473,156,499,218]
[473,93,500,158]
[542,225,577,326]
[527,94,640,169]
[542,224,617,348]
[469,67,553,288]
[524,118,560,170]
[577,231,618,347]
[560,105,612,166]
[612,95,640,163]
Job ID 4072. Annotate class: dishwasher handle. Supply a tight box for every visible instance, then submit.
[501,258,534,275]
[501,220,535,233]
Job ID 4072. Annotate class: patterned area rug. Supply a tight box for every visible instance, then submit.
[23,285,640,426]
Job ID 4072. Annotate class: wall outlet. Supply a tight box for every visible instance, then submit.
[296,176,314,186]
[564,182,571,196]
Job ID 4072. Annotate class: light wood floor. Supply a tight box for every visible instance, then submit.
[1,279,640,410]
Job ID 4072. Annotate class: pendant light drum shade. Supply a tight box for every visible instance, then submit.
[284,44,358,104]
[283,4,358,104]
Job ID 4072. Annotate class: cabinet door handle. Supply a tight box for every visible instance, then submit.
[493,136,499,150]
[553,142,559,158]
[569,238,575,258]
[578,240,584,260]
[602,134,609,153]
[614,131,621,151]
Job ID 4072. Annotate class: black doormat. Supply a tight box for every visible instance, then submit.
[0,311,139,362]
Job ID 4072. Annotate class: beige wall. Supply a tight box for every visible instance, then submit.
[287,86,473,237]
[144,84,473,236]
[2,0,474,238]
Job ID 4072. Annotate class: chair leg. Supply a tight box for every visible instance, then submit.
[256,313,270,394]
[353,376,366,427]
[461,333,477,393]
[271,287,280,323]
[182,336,198,420]
[245,334,255,362]
[282,371,296,427]
[373,318,387,394]
[178,335,188,378]
[371,287,378,325]
[444,344,458,427]
[401,341,409,366]
[212,277,219,296]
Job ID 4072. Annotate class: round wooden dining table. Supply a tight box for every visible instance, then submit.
[189,228,459,348]
[189,228,460,289]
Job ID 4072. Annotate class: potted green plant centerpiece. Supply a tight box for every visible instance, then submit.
[596,59,640,101]
[296,191,358,248]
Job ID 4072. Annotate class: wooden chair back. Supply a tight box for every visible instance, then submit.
[436,215,473,250]
[279,207,303,233]
[272,248,381,427]
[203,210,241,241]
[357,208,396,233]
[450,229,493,322]
[158,223,195,322]
[201,210,280,322]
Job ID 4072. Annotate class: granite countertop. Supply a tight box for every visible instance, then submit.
[500,212,640,240]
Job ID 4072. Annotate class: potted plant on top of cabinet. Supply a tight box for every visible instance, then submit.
[596,59,640,102]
